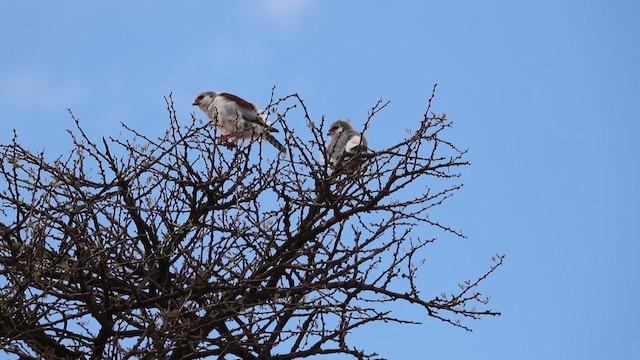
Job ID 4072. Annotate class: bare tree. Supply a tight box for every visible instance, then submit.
[0,86,503,360]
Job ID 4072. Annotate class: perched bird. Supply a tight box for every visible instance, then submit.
[193,91,285,152]
[325,119,369,174]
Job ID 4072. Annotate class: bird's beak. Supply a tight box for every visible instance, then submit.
[192,100,199,106]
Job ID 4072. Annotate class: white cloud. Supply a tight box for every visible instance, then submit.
[262,0,315,29]
[1,69,85,109]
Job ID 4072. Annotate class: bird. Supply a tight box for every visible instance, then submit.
[325,119,370,174]
[193,91,285,152]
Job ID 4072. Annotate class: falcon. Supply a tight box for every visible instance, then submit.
[193,91,285,152]
[325,119,369,174]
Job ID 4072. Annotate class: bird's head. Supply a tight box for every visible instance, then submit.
[327,119,353,136]
[193,91,218,107]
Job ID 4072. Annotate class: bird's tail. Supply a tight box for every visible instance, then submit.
[264,133,286,153]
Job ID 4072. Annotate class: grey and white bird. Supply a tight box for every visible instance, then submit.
[325,119,369,174]
[193,91,285,152]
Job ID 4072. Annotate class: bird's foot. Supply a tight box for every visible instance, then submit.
[219,133,235,140]
[216,136,237,150]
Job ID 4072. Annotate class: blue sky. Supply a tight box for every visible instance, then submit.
[1,1,639,359]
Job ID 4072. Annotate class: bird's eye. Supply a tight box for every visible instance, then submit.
[197,95,205,100]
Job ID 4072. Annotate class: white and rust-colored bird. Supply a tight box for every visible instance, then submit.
[325,119,369,174]
[193,91,285,152]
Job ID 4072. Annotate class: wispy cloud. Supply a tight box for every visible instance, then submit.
[1,69,85,109]
[261,0,315,29]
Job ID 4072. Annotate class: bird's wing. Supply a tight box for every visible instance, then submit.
[219,92,255,111]
[327,134,348,165]
[344,134,362,153]
[344,132,368,153]
[218,93,272,130]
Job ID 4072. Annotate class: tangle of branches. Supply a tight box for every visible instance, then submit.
[0,86,503,359]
